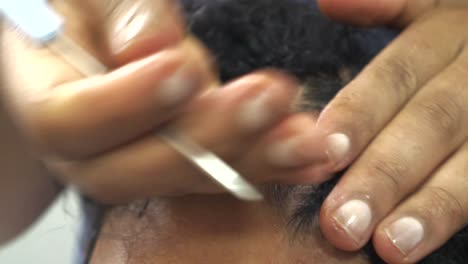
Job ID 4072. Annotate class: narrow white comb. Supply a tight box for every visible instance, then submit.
[0,0,264,201]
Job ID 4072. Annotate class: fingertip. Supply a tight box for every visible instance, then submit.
[320,202,365,252]
[325,132,352,170]
[374,214,430,263]
[373,227,409,263]
[261,114,333,170]
[107,0,187,65]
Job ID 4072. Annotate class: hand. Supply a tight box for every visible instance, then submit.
[1,0,327,204]
[311,3,468,263]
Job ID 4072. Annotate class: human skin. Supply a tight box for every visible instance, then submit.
[90,195,369,264]
[312,1,468,263]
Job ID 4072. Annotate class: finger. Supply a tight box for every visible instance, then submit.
[2,0,187,107]
[53,0,186,65]
[236,113,330,184]
[316,10,466,173]
[317,0,467,26]
[95,0,187,65]
[17,40,215,159]
[320,37,468,251]
[53,71,299,203]
[373,141,468,263]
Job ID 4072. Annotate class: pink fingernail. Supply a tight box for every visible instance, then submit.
[326,133,350,164]
[333,199,372,244]
[158,66,198,106]
[267,135,327,167]
[267,136,303,167]
[385,217,424,256]
[238,92,274,132]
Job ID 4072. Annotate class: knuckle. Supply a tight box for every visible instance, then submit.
[422,186,466,224]
[371,55,418,103]
[413,92,463,140]
[329,91,377,140]
[366,155,410,198]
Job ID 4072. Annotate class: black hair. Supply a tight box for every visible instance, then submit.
[177,0,468,263]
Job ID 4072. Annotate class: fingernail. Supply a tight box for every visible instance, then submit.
[238,92,274,132]
[112,1,159,53]
[333,200,372,243]
[326,133,350,164]
[158,66,198,106]
[267,135,327,167]
[267,137,303,167]
[385,217,424,256]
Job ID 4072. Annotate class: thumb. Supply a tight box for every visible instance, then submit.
[100,0,186,65]
[47,0,186,68]
[73,0,186,66]
[317,0,466,27]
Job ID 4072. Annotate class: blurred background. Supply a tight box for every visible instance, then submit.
[0,189,82,264]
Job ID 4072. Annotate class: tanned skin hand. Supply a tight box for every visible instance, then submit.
[315,0,468,263]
